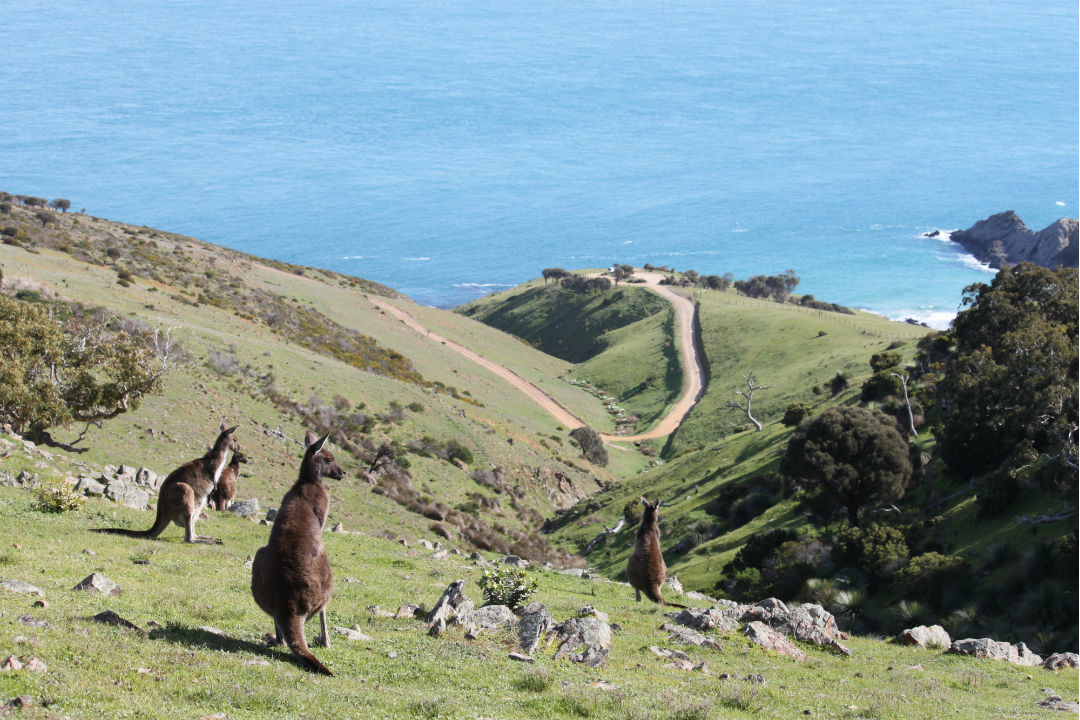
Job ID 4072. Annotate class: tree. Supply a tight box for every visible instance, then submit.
[0,296,173,441]
[569,425,608,466]
[542,268,569,284]
[781,406,914,526]
[50,198,71,213]
[726,373,769,431]
[35,210,54,228]
[681,269,699,286]
[869,351,902,373]
[612,264,634,285]
[781,402,814,427]
[936,263,1078,490]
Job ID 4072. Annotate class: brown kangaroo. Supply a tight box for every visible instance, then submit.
[210,451,249,511]
[251,430,343,676]
[94,422,240,544]
[625,497,687,608]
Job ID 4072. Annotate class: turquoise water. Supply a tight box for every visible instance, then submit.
[3,1,1076,326]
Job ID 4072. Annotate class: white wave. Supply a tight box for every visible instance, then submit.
[402,256,430,261]
[623,240,633,244]
[452,282,514,289]
[730,228,749,233]
[1057,201,1066,207]
[918,228,958,241]
[340,255,365,260]
[954,253,996,273]
[882,308,957,331]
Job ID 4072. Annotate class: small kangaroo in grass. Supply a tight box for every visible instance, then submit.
[210,450,249,511]
[94,422,240,544]
[625,497,687,608]
[251,430,343,676]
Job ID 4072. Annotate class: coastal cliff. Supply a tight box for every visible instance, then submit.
[948,211,1078,270]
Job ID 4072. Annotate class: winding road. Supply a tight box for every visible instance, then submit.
[368,271,705,443]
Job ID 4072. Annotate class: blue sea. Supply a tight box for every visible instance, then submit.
[3,1,1076,328]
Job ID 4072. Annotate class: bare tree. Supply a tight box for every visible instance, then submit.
[727,373,770,431]
[890,371,918,439]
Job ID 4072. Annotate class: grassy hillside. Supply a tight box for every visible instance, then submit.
[0,486,1075,719]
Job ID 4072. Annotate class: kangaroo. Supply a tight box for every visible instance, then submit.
[94,422,239,544]
[251,430,344,676]
[210,450,249,511]
[625,497,687,608]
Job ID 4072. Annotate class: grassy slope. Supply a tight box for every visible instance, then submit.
[0,487,1074,720]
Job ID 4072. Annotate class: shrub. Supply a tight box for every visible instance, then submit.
[477,564,538,611]
[782,402,814,426]
[444,439,473,466]
[894,552,970,607]
[827,372,850,396]
[569,425,608,466]
[622,500,641,524]
[33,480,85,513]
[869,351,903,373]
[833,523,909,580]
[860,370,903,402]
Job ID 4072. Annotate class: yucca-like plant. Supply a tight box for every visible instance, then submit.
[478,565,539,611]
[33,480,86,513]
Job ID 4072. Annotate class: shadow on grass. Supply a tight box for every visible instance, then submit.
[148,622,309,673]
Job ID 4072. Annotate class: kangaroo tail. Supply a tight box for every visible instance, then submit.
[645,586,688,609]
[282,615,333,676]
[93,504,170,539]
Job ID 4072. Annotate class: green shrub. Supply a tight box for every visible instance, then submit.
[894,552,969,607]
[860,370,903,402]
[782,402,814,426]
[833,523,909,580]
[444,439,473,465]
[33,481,86,513]
[477,564,538,611]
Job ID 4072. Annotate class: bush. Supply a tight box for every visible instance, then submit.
[860,370,903,402]
[569,425,608,466]
[827,372,850,396]
[477,564,538,611]
[33,481,85,513]
[444,439,473,466]
[782,402,814,426]
[869,351,903,373]
[833,523,909,581]
[894,552,969,607]
[622,500,641,524]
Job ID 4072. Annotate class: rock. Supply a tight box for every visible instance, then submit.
[241,555,254,569]
[746,673,766,684]
[243,659,271,666]
[669,607,740,633]
[559,568,585,577]
[897,625,952,650]
[17,615,52,629]
[947,638,1043,667]
[120,487,150,510]
[116,464,137,482]
[553,615,612,666]
[1039,696,1080,713]
[502,555,528,567]
[75,477,106,496]
[396,603,423,619]
[74,573,121,596]
[228,498,259,518]
[683,590,719,603]
[744,621,808,661]
[22,657,46,672]
[265,508,278,522]
[91,610,142,632]
[508,652,535,663]
[344,576,361,584]
[430,549,449,560]
[1,656,23,671]
[426,580,469,635]
[419,539,434,550]
[950,211,1078,270]
[468,551,483,561]
[577,605,609,624]
[740,601,850,656]
[331,522,345,533]
[334,625,373,642]
[664,576,684,595]
[449,548,462,555]
[1,579,44,596]
[660,622,722,651]
[433,541,444,551]
[457,605,518,634]
[135,467,160,489]
[1043,652,1080,671]
[518,602,554,654]
[8,695,35,708]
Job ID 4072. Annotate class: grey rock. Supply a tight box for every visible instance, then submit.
[683,590,719,603]
[897,625,952,650]
[395,603,422,619]
[92,610,141,631]
[74,573,121,596]
[457,604,518,634]
[17,615,52,629]
[430,549,449,560]
[577,605,609,624]
[518,602,554,654]
[508,652,535,663]
[669,607,741,633]
[426,579,469,634]
[228,498,259,518]
[334,625,373,642]
[1,579,44,596]
[950,211,1078,270]
[241,555,254,569]
[664,576,684,594]
[419,539,434,550]
[75,478,106,496]
[553,615,612,666]
[502,555,528,567]
[647,646,692,661]
[120,487,150,510]
[433,541,444,551]
[947,638,1043,667]
[135,467,160,489]
[660,622,722,651]
[558,568,585,577]
[1038,696,1080,713]
[744,621,808,661]
[746,673,766,684]
[116,464,137,482]
[468,551,483,561]
[1043,652,1080,671]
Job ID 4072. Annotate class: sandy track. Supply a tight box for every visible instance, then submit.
[367,272,704,443]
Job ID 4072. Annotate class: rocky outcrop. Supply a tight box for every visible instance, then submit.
[947,637,1042,667]
[897,625,952,650]
[948,211,1078,270]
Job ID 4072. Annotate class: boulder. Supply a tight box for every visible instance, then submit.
[949,211,1078,270]
[659,622,722,651]
[501,555,528,568]
[668,607,740,633]
[17,615,52,629]
[518,602,554,654]
[552,615,612,667]
[947,638,1043,667]
[135,467,160,489]
[744,621,807,661]
[74,573,121,596]
[1038,695,1080,713]
[334,625,373,642]
[75,477,106,496]
[1042,653,1079,671]
[426,580,469,636]
[457,605,518,634]
[1,579,44,597]
[91,610,141,632]
[576,605,609,624]
[228,498,259,518]
[119,487,150,510]
[664,576,684,595]
[897,625,952,650]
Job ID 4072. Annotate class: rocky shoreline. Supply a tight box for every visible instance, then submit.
[927,211,1078,270]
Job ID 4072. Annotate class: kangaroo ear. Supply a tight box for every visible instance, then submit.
[224,425,238,435]
[308,433,330,455]
[220,421,227,431]
[304,430,319,448]
[640,496,648,507]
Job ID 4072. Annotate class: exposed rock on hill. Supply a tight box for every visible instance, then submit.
[948,211,1078,269]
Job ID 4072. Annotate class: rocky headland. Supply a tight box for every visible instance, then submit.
[939,211,1078,270]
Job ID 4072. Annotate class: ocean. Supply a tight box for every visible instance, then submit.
[3,0,1076,328]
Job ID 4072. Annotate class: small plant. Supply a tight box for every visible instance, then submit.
[514,667,553,692]
[478,564,538,611]
[33,480,86,513]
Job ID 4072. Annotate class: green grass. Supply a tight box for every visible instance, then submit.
[0,487,1074,719]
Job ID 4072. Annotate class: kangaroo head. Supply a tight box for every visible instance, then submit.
[231,451,249,466]
[304,430,345,481]
[639,496,661,523]
[217,422,240,452]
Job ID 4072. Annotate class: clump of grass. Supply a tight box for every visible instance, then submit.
[410,696,458,719]
[514,667,553,692]
[718,683,766,713]
[33,480,85,513]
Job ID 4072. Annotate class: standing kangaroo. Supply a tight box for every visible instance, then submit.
[94,423,239,544]
[251,431,343,676]
[625,497,687,608]
[210,451,248,511]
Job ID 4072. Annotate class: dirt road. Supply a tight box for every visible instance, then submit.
[367,272,704,443]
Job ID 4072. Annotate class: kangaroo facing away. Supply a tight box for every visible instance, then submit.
[625,497,687,608]
[210,451,249,511]
[93,423,240,544]
[251,430,344,676]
